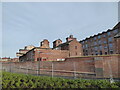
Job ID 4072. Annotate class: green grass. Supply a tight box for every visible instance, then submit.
[2,71,120,88]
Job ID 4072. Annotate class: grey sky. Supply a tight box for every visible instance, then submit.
[2,2,118,58]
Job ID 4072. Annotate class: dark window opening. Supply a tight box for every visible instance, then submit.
[37,58,41,61]
[105,52,107,55]
[110,51,113,54]
[100,51,102,55]
[75,52,77,55]
[43,59,46,61]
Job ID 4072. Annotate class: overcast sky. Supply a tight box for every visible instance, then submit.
[2,2,118,58]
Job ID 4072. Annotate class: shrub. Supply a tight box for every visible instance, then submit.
[2,71,120,88]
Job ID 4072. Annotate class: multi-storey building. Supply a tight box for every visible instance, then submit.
[53,35,83,57]
[19,35,83,61]
[19,22,120,61]
[80,22,120,56]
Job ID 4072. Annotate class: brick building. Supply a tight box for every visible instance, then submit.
[16,45,35,57]
[114,32,120,54]
[53,35,83,57]
[0,57,19,62]
[80,22,120,56]
[0,57,11,62]
[19,35,83,61]
[10,58,19,62]
[40,39,50,48]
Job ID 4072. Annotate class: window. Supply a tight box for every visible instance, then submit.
[109,43,113,48]
[105,52,107,55]
[94,42,97,45]
[98,35,101,39]
[85,50,88,52]
[103,34,106,38]
[94,37,97,40]
[104,46,107,49]
[108,37,112,42]
[81,41,84,44]
[100,51,102,55]
[96,52,98,55]
[75,52,77,55]
[85,44,88,48]
[98,40,101,44]
[37,58,41,61]
[99,46,102,50]
[91,49,93,52]
[103,41,107,44]
[94,47,98,50]
[113,29,118,34]
[107,32,111,36]
[83,49,85,52]
[82,45,85,48]
[43,59,46,61]
[110,50,113,54]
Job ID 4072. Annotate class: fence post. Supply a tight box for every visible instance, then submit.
[73,61,76,79]
[52,61,54,78]
[10,62,11,72]
[108,56,114,83]
[27,64,28,75]
[37,61,39,76]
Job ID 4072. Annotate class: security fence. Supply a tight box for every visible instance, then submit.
[1,55,120,80]
[2,61,96,79]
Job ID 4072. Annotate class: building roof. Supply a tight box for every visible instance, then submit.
[53,39,62,43]
[55,40,73,48]
[35,47,52,49]
[2,57,10,59]
[80,22,120,42]
[112,22,120,30]
[19,49,29,51]
[114,32,120,38]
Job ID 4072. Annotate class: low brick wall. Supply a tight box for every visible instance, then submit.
[2,54,120,78]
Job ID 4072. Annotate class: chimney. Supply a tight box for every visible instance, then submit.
[66,35,76,42]
[53,39,62,48]
[40,39,50,48]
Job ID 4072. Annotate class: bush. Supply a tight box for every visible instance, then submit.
[2,71,120,88]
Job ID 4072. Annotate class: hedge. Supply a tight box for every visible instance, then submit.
[2,72,120,88]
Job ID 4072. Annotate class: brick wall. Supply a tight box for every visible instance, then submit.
[69,40,83,57]
[93,55,119,78]
[35,49,69,61]
[3,54,120,78]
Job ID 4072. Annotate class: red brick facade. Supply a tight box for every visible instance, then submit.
[80,22,120,56]
[19,35,83,62]
[114,35,120,54]
[54,35,83,57]
[40,39,50,48]
[53,39,62,48]
[34,49,69,61]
